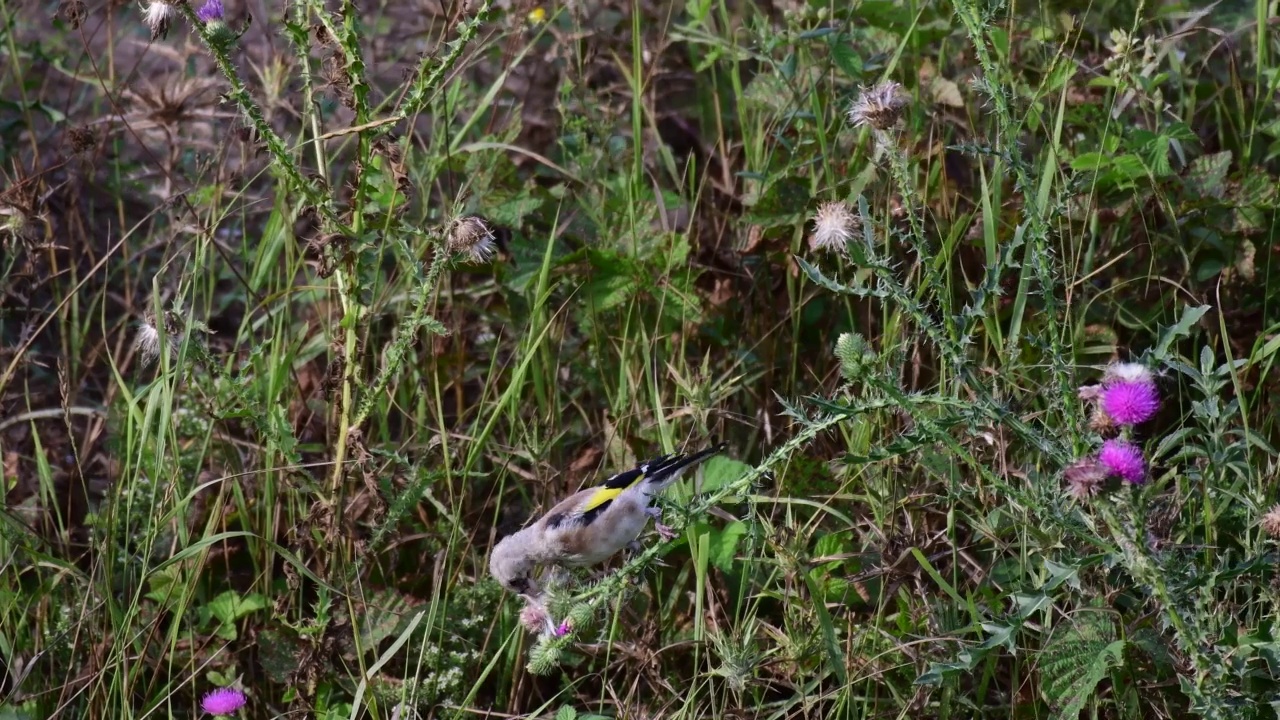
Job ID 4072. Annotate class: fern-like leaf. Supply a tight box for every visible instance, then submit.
[1039,612,1126,720]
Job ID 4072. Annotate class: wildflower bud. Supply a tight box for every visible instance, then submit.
[447,215,497,264]
[808,201,855,254]
[834,332,874,381]
[565,602,594,630]
[195,0,236,46]
[847,81,910,132]
[1098,439,1146,485]
[0,203,38,243]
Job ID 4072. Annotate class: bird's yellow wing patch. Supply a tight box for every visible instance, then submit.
[579,485,624,514]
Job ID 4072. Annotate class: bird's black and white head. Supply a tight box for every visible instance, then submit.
[489,530,539,597]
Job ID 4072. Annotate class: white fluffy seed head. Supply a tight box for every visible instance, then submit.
[809,201,856,253]
[141,1,176,39]
[1103,362,1153,386]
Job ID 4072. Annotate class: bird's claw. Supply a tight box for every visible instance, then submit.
[646,506,679,540]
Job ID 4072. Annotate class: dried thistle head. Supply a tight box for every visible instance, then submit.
[1076,383,1103,402]
[134,309,184,368]
[1088,404,1115,433]
[67,126,98,154]
[847,81,910,131]
[141,1,178,40]
[448,215,496,264]
[134,319,162,367]
[58,0,87,28]
[120,73,225,145]
[1064,458,1107,501]
[1261,504,1280,539]
[808,201,856,254]
[0,174,49,246]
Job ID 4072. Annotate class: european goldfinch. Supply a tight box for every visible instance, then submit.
[489,442,728,596]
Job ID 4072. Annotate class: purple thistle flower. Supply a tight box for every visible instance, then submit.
[1099,439,1146,485]
[554,620,571,637]
[1100,380,1160,425]
[196,0,224,23]
[202,687,246,716]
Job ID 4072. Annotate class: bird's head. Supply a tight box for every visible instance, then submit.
[489,530,539,597]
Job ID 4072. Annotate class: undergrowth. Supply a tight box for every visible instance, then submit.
[1,0,1279,718]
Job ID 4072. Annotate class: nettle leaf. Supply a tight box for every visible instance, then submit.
[1185,151,1233,200]
[486,182,543,228]
[746,176,810,225]
[206,591,269,640]
[360,589,415,651]
[698,455,751,495]
[829,36,863,80]
[1039,612,1124,720]
[704,520,749,572]
[741,72,792,113]
[1070,152,1110,172]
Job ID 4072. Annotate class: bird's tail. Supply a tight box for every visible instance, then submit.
[642,441,728,493]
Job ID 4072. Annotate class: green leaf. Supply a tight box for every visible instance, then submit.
[207,591,268,640]
[1070,152,1110,172]
[1109,153,1147,180]
[584,272,638,313]
[741,73,791,113]
[698,455,751,494]
[486,183,543,228]
[258,628,305,683]
[745,176,810,223]
[555,706,578,720]
[705,521,748,572]
[1185,151,1232,199]
[829,38,862,80]
[795,256,853,295]
[1151,304,1211,360]
[1039,612,1124,720]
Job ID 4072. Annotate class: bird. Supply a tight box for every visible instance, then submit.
[489,441,728,597]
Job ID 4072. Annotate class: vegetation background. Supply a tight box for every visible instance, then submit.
[2,0,1279,717]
